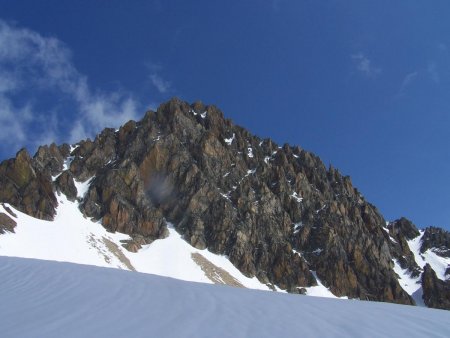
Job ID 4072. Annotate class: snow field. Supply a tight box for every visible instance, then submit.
[1,257,449,338]
[0,194,269,290]
[2,186,448,304]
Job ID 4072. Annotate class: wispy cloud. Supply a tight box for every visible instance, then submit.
[351,53,381,78]
[398,71,418,95]
[0,96,31,145]
[427,62,440,83]
[146,62,171,94]
[0,19,141,155]
[149,73,171,94]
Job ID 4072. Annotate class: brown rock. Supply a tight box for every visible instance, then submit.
[0,212,16,234]
[33,143,65,176]
[422,264,450,310]
[55,171,77,201]
[0,149,57,220]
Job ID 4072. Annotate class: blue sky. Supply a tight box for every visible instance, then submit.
[0,1,449,230]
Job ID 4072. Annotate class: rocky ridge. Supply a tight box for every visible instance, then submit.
[0,98,449,309]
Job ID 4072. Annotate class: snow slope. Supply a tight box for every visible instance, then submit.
[0,191,340,297]
[0,193,268,290]
[392,230,450,305]
[2,189,447,303]
[408,230,450,281]
[1,256,449,338]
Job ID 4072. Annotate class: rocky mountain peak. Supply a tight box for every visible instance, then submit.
[0,98,449,309]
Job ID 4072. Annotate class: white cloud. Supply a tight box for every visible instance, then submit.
[351,53,381,78]
[69,121,88,144]
[145,62,172,94]
[149,73,171,94]
[0,19,142,155]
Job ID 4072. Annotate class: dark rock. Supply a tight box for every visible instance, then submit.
[55,171,77,201]
[421,264,450,310]
[58,143,71,159]
[120,235,154,253]
[387,217,420,240]
[2,204,17,218]
[33,143,65,177]
[0,212,16,234]
[420,227,450,258]
[296,287,307,295]
[387,218,422,278]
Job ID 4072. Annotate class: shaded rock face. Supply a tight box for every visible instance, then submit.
[386,219,450,310]
[0,210,17,234]
[422,264,450,310]
[387,219,422,278]
[55,171,77,201]
[1,98,449,307]
[388,217,420,241]
[420,227,450,258]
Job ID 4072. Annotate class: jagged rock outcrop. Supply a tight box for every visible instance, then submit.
[33,143,68,177]
[421,227,450,258]
[54,171,77,201]
[389,217,420,240]
[1,98,449,308]
[422,264,450,309]
[0,148,58,220]
[387,218,422,277]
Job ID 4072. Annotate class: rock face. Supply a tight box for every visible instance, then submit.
[0,209,17,234]
[0,148,59,220]
[1,98,449,308]
[422,264,450,310]
[420,227,450,258]
[387,218,422,278]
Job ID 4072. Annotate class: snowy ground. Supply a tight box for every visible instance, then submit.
[1,189,448,304]
[0,192,336,296]
[1,256,449,338]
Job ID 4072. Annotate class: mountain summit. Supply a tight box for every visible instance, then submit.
[0,98,449,309]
